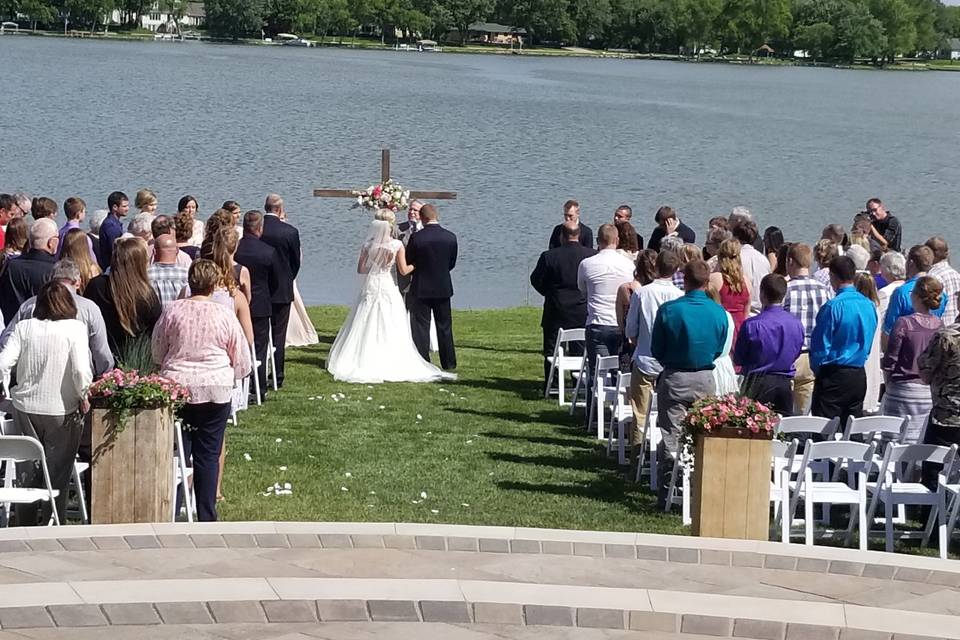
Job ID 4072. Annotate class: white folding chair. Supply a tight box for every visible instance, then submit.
[0,435,60,526]
[634,394,660,487]
[249,341,263,406]
[266,332,279,392]
[544,328,585,407]
[841,415,909,444]
[172,421,195,523]
[937,472,960,559]
[664,455,691,526]
[569,356,588,415]
[781,440,876,550]
[776,416,840,441]
[606,371,632,465]
[771,438,800,529]
[586,356,620,440]
[865,443,958,553]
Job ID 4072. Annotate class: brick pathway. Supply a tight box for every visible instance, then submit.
[0,522,956,639]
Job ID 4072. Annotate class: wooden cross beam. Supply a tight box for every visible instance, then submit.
[313,149,457,201]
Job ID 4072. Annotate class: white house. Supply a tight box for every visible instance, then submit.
[110,2,204,31]
[947,38,960,61]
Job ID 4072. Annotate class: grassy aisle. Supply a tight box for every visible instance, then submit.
[218,306,683,534]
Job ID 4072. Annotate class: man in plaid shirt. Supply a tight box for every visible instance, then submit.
[783,243,833,415]
[926,236,960,326]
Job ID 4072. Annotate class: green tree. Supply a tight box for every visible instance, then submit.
[204,0,263,39]
[315,0,353,41]
[446,0,493,43]
[794,20,835,58]
[673,0,721,55]
[869,0,916,59]
[570,0,612,45]
[834,1,886,61]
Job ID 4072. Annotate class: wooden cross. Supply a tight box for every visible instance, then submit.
[313,148,457,201]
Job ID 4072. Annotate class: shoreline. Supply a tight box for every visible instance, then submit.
[4,29,958,72]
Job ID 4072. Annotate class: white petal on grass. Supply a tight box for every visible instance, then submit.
[439,388,447,393]
[345,472,352,478]
[279,466,288,471]
[283,482,292,490]
[425,432,432,436]
[416,414,423,420]
[366,397,373,401]
[275,438,283,443]
[369,491,376,495]
[466,440,473,444]
[378,405,385,410]
[420,491,427,499]
[243,453,252,461]
[461,503,470,507]
[341,486,349,492]
[431,509,439,514]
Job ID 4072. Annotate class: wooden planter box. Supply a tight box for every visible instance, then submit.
[691,430,772,540]
[90,407,173,524]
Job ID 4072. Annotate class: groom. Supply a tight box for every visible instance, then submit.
[405,203,457,370]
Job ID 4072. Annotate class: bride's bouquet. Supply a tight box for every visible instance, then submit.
[353,180,410,213]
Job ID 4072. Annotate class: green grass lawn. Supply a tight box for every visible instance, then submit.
[218,305,683,534]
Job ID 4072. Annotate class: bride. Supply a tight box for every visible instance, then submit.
[326,213,454,384]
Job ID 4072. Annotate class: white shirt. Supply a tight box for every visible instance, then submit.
[0,318,92,415]
[577,249,634,327]
[740,244,771,315]
[625,278,684,375]
[878,280,903,322]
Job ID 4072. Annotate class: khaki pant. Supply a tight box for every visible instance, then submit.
[793,352,815,415]
[629,366,657,446]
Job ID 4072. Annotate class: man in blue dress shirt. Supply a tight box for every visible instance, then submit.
[810,256,879,427]
[97,191,129,271]
[882,244,947,345]
[651,259,728,507]
[734,274,805,416]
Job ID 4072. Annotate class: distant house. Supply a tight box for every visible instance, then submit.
[463,22,526,45]
[111,2,205,31]
[945,38,960,61]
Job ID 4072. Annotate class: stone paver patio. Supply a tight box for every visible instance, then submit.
[0,522,956,639]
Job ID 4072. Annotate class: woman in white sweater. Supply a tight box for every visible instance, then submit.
[0,281,92,525]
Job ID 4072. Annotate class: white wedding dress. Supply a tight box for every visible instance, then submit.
[327,222,453,384]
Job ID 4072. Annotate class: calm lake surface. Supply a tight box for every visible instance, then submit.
[2,37,959,308]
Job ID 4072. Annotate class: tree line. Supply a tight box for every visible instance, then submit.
[3,0,959,62]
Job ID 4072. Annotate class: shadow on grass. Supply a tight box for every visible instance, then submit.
[448,407,579,428]
[479,431,595,449]
[494,476,665,517]
[487,450,612,472]
[457,376,543,401]
[459,342,541,355]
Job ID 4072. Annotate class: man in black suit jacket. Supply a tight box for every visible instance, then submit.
[396,200,423,305]
[258,194,301,389]
[405,204,457,370]
[234,210,281,397]
[548,199,593,249]
[0,218,58,322]
[530,223,596,386]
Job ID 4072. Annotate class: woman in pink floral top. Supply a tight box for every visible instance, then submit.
[152,259,251,521]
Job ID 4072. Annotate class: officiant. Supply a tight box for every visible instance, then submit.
[397,200,423,306]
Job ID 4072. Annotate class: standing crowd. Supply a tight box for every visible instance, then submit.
[532,199,960,507]
[0,190,312,523]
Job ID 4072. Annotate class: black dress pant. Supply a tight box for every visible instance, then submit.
[13,410,83,526]
[270,302,292,388]
[410,296,456,370]
[252,315,271,396]
[811,365,866,429]
[179,401,232,522]
[742,373,794,417]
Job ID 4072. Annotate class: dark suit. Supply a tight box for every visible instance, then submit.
[530,242,596,383]
[234,234,281,394]
[648,221,696,251]
[0,250,57,322]
[259,214,301,388]
[406,223,457,369]
[548,223,594,250]
[396,219,420,303]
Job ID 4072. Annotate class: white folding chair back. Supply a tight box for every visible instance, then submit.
[606,372,632,465]
[771,438,799,535]
[843,415,909,443]
[172,421,195,523]
[587,355,620,440]
[0,435,60,526]
[776,416,840,439]
[544,328,585,407]
[250,341,263,406]
[634,393,659,487]
[267,332,279,392]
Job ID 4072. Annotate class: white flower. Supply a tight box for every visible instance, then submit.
[461,503,470,507]
[341,486,349,492]
[275,438,283,443]
[279,466,288,471]
[345,472,352,477]
[379,405,385,410]
[366,396,373,401]
[243,453,252,461]
[466,440,473,444]
[283,482,292,490]
[420,491,427,499]
[431,509,439,514]
[369,490,376,495]
[416,414,423,420]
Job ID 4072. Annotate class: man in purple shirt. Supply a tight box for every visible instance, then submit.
[734,273,805,416]
[57,196,96,261]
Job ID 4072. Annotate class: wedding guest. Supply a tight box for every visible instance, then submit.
[178,195,204,247]
[878,251,906,320]
[731,220,770,314]
[783,243,833,415]
[260,194,300,388]
[87,209,107,267]
[809,256,878,427]
[98,191,129,270]
[0,218,59,322]
[198,227,254,344]
[549,200,594,250]
[147,235,190,308]
[821,224,849,251]
[883,245,946,342]
[135,189,158,215]
[0,259,113,377]
[846,244,870,273]
[58,197,97,262]
[127,212,155,244]
[625,249,682,453]
[850,212,872,251]
[13,193,31,218]
[151,215,193,267]
[729,206,764,251]
[613,205,644,249]
[868,249,887,290]
[648,206,695,252]
[918,318,960,452]
[734,274,804,416]
[853,273,882,414]
[762,226,784,272]
[615,221,640,262]
[60,228,101,293]
[235,211,281,397]
[0,280,92,526]
[0,194,17,248]
[672,243,702,290]
[882,276,943,420]
[530,223,595,387]
[865,197,902,252]
[651,260,727,506]
[660,237,685,288]
[813,239,838,287]
[202,208,236,246]
[174,212,199,260]
[774,243,792,278]
[222,200,242,234]
[708,239,751,350]
[0,217,28,270]
[84,237,162,358]
[703,226,731,262]
[617,249,656,333]
[30,196,57,222]
[925,236,960,325]
[152,259,251,522]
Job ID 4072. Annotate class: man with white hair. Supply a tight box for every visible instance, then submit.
[845,244,870,273]
[0,259,113,377]
[87,209,108,266]
[878,251,906,321]
[0,217,58,321]
[13,193,31,219]
[127,212,155,245]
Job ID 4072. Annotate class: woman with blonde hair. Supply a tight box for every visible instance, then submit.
[84,237,162,359]
[135,189,158,214]
[60,228,101,293]
[708,238,751,350]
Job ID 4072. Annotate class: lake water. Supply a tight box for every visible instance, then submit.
[2,37,959,308]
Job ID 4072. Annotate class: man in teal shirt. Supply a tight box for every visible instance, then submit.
[651,259,728,507]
